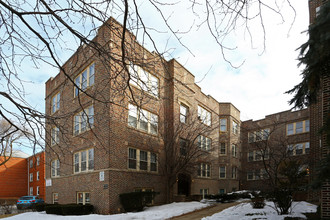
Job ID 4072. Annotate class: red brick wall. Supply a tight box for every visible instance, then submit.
[0,157,27,198]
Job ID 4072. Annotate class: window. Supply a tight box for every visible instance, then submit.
[231,144,237,158]
[128,104,158,135]
[200,189,208,199]
[232,121,238,134]
[247,171,254,180]
[29,159,33,168]
[180,138,188,156]
[248,152,254,162]
[128,148,157,172]
[77,192,90,205]
[198,163,211,178]
[287,142,310,156]
[198,135,211,151]
[51,159,60,177]
[248,132,255,143]
[220,118,227,132]
[198,106,211,126]
[37,157,40,166]
[219,166,226,179]
[263,128,270,140]
[129,63,159,97]
[255,151,262,161]
[51,92,61,113]
[30,173,33,182]
[219,189,226,194]
[30,187,33,196]
[74,149,94,173]
[249,128,270,142]
[232,167,237,179]
[37,171,40,181]
[180,104,188,123]
[74,63,95,97]
[74,106,94,135]
[51,127,59,146]
[53,193,59,204]
[287,120,310,135]
[220,143,226,155]
[36,186,40,195]
[255,170,261,180]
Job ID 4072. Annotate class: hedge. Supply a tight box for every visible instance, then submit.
[119,191,159,212]
[44,204,94,215]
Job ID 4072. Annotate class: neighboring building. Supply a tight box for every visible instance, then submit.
[241,109,310,193]
[45,17,241,214]
[28,152,46,200]
[307,0,330,218]
[0,151,29,200]
[0,151,46,201]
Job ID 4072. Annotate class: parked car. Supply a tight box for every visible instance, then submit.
[16,196,44,209]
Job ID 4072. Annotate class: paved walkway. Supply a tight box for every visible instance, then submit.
[170,201,244,220]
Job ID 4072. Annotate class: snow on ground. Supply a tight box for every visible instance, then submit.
[202,201,317,220]
[4,201,210,220]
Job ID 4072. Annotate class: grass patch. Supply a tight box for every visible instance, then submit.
[0,213,19,219]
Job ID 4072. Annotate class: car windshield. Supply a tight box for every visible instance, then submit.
[19,196,34,200]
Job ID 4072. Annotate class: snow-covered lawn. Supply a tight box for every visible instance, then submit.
[203,201,317,220]
[3,200,317,220]
[4,201,210,220]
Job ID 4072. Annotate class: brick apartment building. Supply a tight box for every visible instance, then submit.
[240,109,310,194]
[45,17,241,213]
[0,151,46,200]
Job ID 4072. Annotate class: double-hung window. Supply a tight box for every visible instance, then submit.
[128,104,158,135]
[220,143,226,155]
[30,173,33,182]
[198,163,210,178]
[198,135,211,151]
[129,64,159,97]
[77,192,90,205]
[180,104,188,123]
[74,106,94,135]
[51,92,61,113]
[74,149,94,173]
[128,148,158,172]
[231,144,237,157]
[232,167,237,179]
[51,127,59,146]
[220,118,227,132]
[232,121,238,134]
[74,63,95,96]
[51,159,60,177]
[219,166,226,179]
[287,120,309,135]
[180,138,188,156]
[198,106,211,126]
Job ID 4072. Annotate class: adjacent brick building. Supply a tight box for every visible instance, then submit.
[0,151,45,201]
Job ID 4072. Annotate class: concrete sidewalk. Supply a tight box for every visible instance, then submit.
[170,201,244,220]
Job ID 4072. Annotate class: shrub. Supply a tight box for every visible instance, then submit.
[251,197,265,209]
[119,191,159,212]
[45,204,94,215]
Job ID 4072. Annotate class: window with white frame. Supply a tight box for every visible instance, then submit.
[198,163,211,178]
[180,104,188,123]
[198,106,211,126]
[247,169,266,180]
[37,186,40,195]
[51,92,61,114]
[248,149,269,162]
[74,106,94,135]
[30,187,33,196]
[53,193,59,204]
[51,159,60,177]
[37,171,40,181]
[232,121,238,134]
[77,192,90,205]
[51,127,59,146]
[30,173,33,182]
[29,159,33,168]
[128,148,158,172]
[287,142,310,156]
[74,148,94,173]
[287,120,309,135]
[128,104,158,135]
[37,157,40,166]
[74,63,95,97]
[231,144,237,158]
[219,166,226,179]
[200,189,209,199]
[232,166,237,179]
[220,118,227,132]
[129,63,159,97]
[198,135,211,151]
[220,143,226,155]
